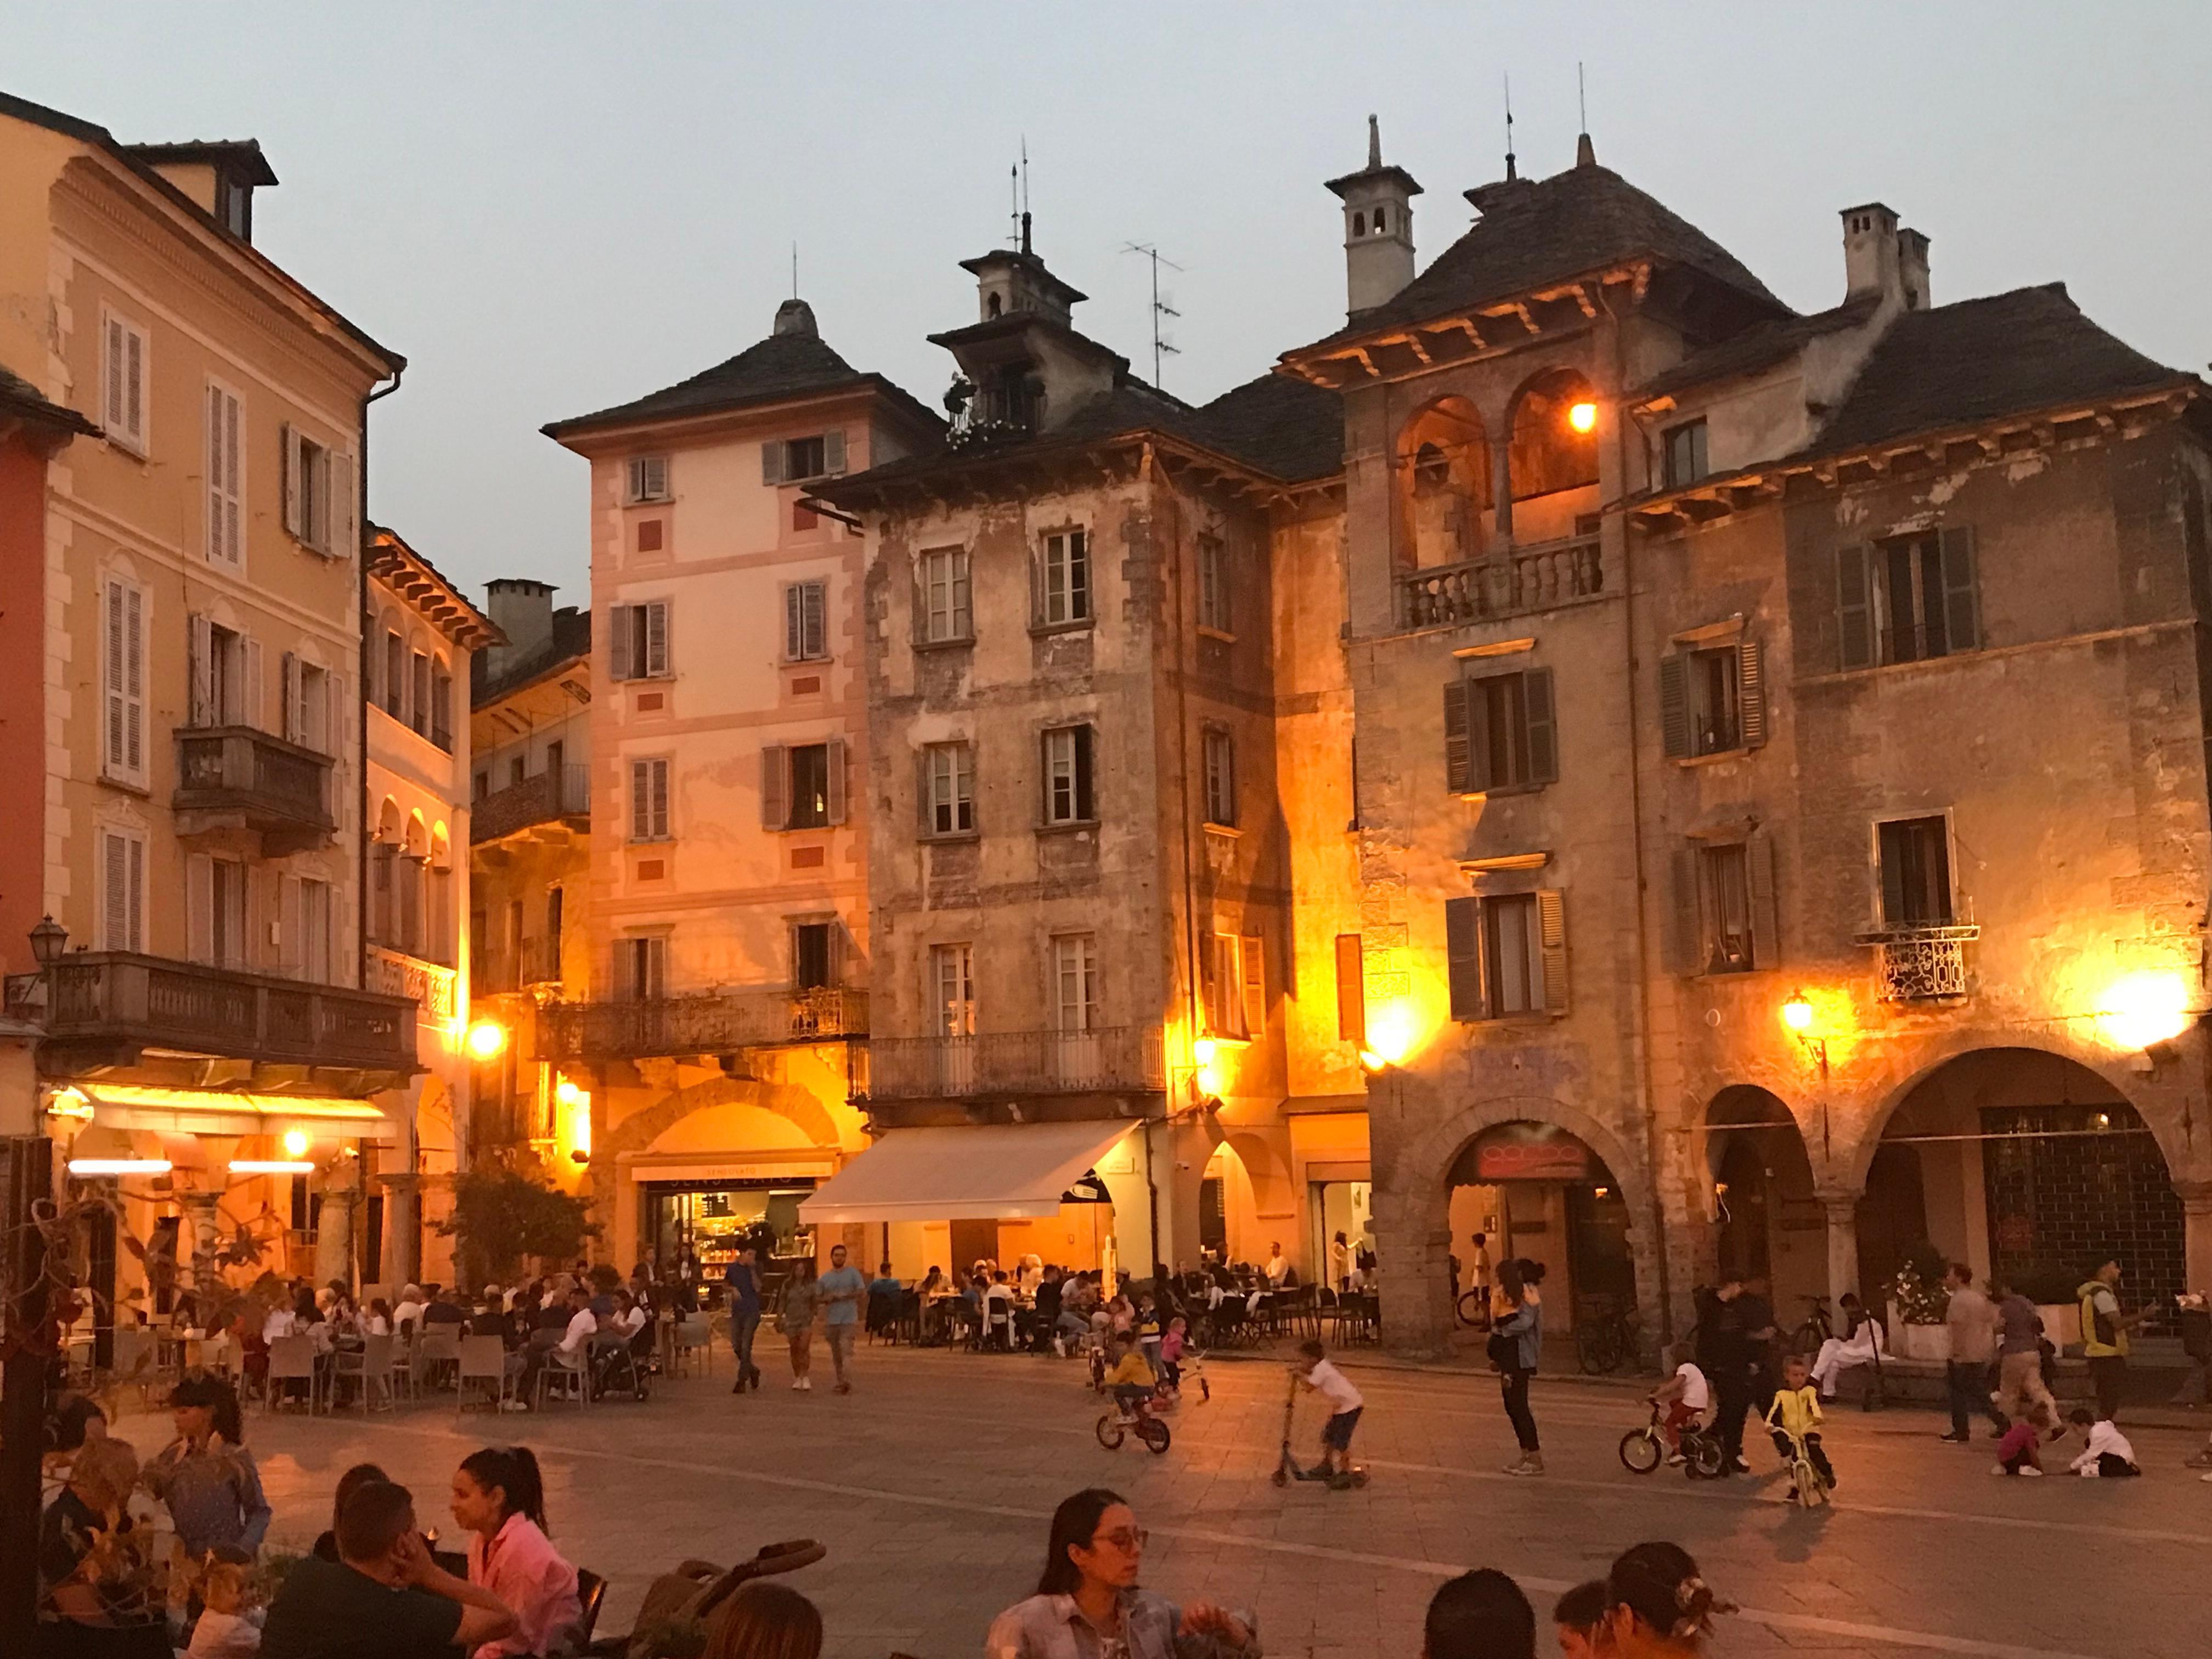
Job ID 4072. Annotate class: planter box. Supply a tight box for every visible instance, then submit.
[1886,1301,1951,1361]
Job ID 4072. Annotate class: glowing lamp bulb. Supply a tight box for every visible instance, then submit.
[465,1020,508,1059]
[281,1129,311,1160]
[1781,992,1815,1034]
[1567,400,1598,434]
[1192,1038,1217,1067]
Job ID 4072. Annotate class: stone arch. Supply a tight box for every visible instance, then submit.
[1393,395,1491,571]
[597,1072,842,1165]
[1700,1084,1821,1305]
[1504,366,1600,502]
[1222,1131,1294,1218]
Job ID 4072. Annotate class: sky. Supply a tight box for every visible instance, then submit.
[9,3,2211,604]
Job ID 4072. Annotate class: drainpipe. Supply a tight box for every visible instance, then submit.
[1148,438,1198,1276]
[360,368,403,1272]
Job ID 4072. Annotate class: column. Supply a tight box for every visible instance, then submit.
[2175,1179,2212,1296]
[379,1174,421,1293]
[1819,1193,1860,1305]
[180,1195,221,1295]
[313,1175,358,1289]
[1489,440,1515,544]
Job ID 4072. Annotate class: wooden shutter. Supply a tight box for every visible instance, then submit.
[761,441,786,486]
[280,653,299,742]
[334,449,356,558]
[281,874,303,977]
[1835,544,1872,669]
[1240,933,1266,1037]
[280,423,301,538]
[916,749,936,835]
[1523,668,1558,785]
[629,760,650,840]
[207,385,227,561]
[1073,725,1096,820]
[1749,834,1780,970]
[644,600,669,677]
[760,744,788,829]
[651,759,670,839]
[187,853,213,962]
[1334,933,1366,1042]
[242,636,264,730]
[1939,526,1980,652]
[188,613,213,727]
[1737,640,1767,748]
[1658,654,1689,758]
[1444,897,1482,1022]
[825,737,848,826]
[1197,933,1219,1032]
[1664,848,1700,975]
[104,316,126,431]
[104,582,126,774]
[1536,888,1569,1012]
[1443,680,1471,793]
[608,604,633,681]
[125,327,143,445]
[122,583,143,776]
[101,832,129,950]
[824,428,846,475]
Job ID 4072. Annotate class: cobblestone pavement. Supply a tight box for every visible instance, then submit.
[112,1345,2212,1659]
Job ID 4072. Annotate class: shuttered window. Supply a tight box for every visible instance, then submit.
[762,430,845,485]
[1197,534,1232,633]
[618,935,668,1001]
[1445,891,1568,1020]
[104,314,149,453]
[1203,933,1248,1037]
[285,875,332,981]
[783,580,828,661]
[97,827,145,951]
[1443,668,1556,793]
[629,758,671,842]
[102,577,147,784]
[625,455,671,503]
[919,549,972,643]
[1658,640,1765,758]
[1836,527,1979,670]
[609,601,671,680]
[205,382,242,566]
[282,426,349,556]
[1878,815,1953,926]
[765,741,846,830]
[1201,728,1237,827]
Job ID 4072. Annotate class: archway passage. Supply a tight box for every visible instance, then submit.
[1506,369,1600,503]
[1703,1086,1821,1319]
[1446,1121,1632,1332]
[1395,397,1491,571]
[1864,1047,2183,1317]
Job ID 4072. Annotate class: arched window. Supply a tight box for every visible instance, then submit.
[373,798,402,945]
[1506,369,1600,503]
[429,827,453,966]
[1374,207,1387,234]
[1394,398,1492,571]
[1352,211,1366,237]
[987,292,1003,318]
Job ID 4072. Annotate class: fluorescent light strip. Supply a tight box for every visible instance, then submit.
[228,1160,316,1175]
[67,1159,172,1176]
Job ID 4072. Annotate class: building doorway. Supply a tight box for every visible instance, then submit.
[1446,1121,1629,1332]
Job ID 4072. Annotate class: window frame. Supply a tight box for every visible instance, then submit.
[629,756,672,843]
[102,310,150,455]
[1875,812,1956,928]
[97,825,146,952]
[1696,842,1756,974]
[919,547,974,645]
[930,942,976,1036]
[1201,726,1237,828]
[792,919,838,992]
[1040,723,1097,826]
[1661,418,1708,490]
[625,454,672,504]
[1197,533,1232,635]
[101,574,148,787]
[783,579,830,663]
[1036,528,1093,629]
[1052,933,1100,1035]
[923,741,975,838]
[618,933,669,1001]
[786,742,833,830]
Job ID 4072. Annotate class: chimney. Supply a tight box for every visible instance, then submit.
[1839,202,1902,303]
[1325,115,1423,318]
[483,578,556,677]
[1896,228,1932,312]
[773,297,818,337]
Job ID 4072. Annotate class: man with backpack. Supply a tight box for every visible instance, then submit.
[2079,1256,2149,1422]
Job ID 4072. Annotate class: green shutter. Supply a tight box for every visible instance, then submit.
[1523,669,1558,785]
[1658,654,1689,757]
[1749,834,1780,970]
[1665,848,1700,975]
[1443,679,1471,793]
[1536,888,1568,1012]
[1445,898,1482,1022]
[1940,526,1980,653]
[1737,640,1767,748]
[1836,544,1873,669]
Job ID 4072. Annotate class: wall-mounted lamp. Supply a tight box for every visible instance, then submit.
[465,1019,508,1060]
[1567,400,1599,435]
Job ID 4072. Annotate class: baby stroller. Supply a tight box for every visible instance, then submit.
[590,1333,652,1403]
[583,1538,825,1657]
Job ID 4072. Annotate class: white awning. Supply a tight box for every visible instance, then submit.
[61,1082,403,1144]
[798,1120,1136,1223]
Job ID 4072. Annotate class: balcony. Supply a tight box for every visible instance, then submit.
[1856,923,1980,1001]
[365,945,457,1023]
[173,726,335,855]
[473,936,562,997]
[1400,535,1603,630]
[538,985,867,1062]
[858,1026,1166,1102]
[31,952,416,1075]
[472,763,589,847]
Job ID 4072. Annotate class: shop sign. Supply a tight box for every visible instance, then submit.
[1469,1122,1592,1183]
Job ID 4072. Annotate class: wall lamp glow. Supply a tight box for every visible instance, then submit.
[1567,400,1599,434]
[1192,1038,1217,1067]
[68,1159,172,1177]
[465,1020,508,1060]
[1780,990,1815,1034]
[281,1129,312,1160]
[229,1161,315,1175]
[44,1086,94,1121]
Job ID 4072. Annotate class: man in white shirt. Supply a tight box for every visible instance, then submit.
[510,1288,596,1410]
[1294,1340,1366,1487]
[1264,1244,1289,1288]
[391,1284,426,1336]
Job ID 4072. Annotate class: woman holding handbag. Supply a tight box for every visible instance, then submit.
[1492,1259,1544,1477]
[780,1258,821,1393]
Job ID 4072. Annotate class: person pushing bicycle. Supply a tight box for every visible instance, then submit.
[1764,1353,1837,1501]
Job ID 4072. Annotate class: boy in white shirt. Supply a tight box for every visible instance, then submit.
[1295,1339,1366,1488]
[1649,1341,1710,1464]
[2066,1407,2141,1477]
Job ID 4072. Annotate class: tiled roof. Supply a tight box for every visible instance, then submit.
[1633,296,1881,403]
[471,606,591,707]
[0,365,99,436]
[543,327,937,438]
[1295,160,1786,353]
[1796,284,2188,460]
[1182,373,1342,483]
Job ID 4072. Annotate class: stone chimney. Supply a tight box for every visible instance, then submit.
[1325,115,1423,318]
[483,578,555,678]
[1896,228,1932,312]
[774,297,818,337]
[1840,202,1902,303]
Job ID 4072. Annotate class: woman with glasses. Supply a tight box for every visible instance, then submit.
[985,1487,1257,1659]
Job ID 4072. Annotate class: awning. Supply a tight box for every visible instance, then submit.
[798,1120,1136,1223]
[58,1082,403,1144]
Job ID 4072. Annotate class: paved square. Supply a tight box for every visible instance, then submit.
[109,1346,2212,1658]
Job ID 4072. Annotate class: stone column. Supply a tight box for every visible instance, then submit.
[379,1174,421,1293]
[313,1172,358,1289]
[1489,438,1515,544]
[2174,1178,2212,1296]
[1818,1192,1860,1304]
[180,1195,222,1295]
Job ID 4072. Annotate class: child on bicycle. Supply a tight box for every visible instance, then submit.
[1158,1314,1188,1396]
[1102,1334,1156,1421]
[1648,1341,1709,1464]
[1765,1353,1837,1498]
[1294,1339,1365,1488]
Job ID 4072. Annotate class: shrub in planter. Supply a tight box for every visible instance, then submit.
[1888,1248,1950,1325]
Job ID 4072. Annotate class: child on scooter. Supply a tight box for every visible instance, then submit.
[1294,1339,1365,1489]
[1102,1334,1156,1420]
[1649,1341,1709,1464]
[1764,1353,1837,1497]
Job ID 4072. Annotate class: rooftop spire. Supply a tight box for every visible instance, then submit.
[1503,72,1517,182]
[1576,62,1595,167]
[1367,112,1381,169]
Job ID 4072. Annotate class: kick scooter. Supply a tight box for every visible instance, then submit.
[1269,1375,1369,1488]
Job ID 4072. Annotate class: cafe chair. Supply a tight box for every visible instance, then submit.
[414,1327,463,1396]
[264,1334,318,1414]
[673,1316,714,1377]
[537,1345,592,1409]
[334,1334,397,1414]
[456,1335,512,1413]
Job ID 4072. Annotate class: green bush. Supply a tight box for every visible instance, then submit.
[437,1168,598,1281]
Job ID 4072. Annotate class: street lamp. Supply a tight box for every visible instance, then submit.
[28,916,67,968]
[1780,989,1833,1160]
[464,1019,507,1060]
[1567,399,1599,434]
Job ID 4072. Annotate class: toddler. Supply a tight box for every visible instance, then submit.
[187,1548,262,1658]
[2066,1407,2140,1477]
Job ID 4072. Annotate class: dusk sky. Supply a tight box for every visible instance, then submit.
[10,3,2209,602]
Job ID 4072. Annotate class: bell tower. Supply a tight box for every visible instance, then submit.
[1325,115,1422,317]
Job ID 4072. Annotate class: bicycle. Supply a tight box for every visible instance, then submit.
[1097,1388,1173,1455]
[1575,1299,1640,1375]
[1789,1295,1835,1357]
[1454,1287,1493,1330]
[1619,1397,1726,1480]
[1776,1427,1833,1507]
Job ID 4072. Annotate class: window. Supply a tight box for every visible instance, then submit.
[761,740,847,831]
[1659,640,1765,758]
[629,758,670,842]
[383,631,404,717]
[1041,725,1096,824]
[1053,934,1099,1033]
[1334,933,1366,1043]
[188,854,250,968]
[784,580,828,662]
[205,383,242,566]
[188,617,258,728]
[1877,815,1953,926]
[1202,932,1265,1039]
[410,652,431,736]
[509,755,527,789]
[1446,891,1567,1019]
[617,935,668,1001]
[923,742,974,836]
[626,455,670,503]
[430,665,453,750]
[97,827,145,951]
[1836,528,1979,669]
[1443,668,1556,794]
[1662,419,1708,489]
[793,921,837,991]
[286,875,332,981]
[281,654,335,755]
[283,426,344,555]
[761,430,845,485]
[609,600,670,680]
[101,577,146,785]
[920,549,973,643]
[1037,529,1091,626]
[1197,534,1231,634]
[1202,728,1237,827]
[930,943,975,1036]
[1698,844,1755,973]
[103,313,149,453]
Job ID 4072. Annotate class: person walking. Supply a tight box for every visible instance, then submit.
[2172,1291,2210,1409]
[1939,1264,2006,1443]
[1494,1258,1544,1476]
[779,1258,821,1392]
[2077,1257,2148,1423]
[725,1244,764,1395]
[816,1244,868,1395]
[1695,1281,1754,1476]
[1991,1280,2058,1429]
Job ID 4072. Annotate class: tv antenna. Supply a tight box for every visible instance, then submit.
[1503,71,1517,180]
[1009,137,1034,252]
[1121,242,1183,389]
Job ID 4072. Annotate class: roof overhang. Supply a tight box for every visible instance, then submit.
[541,374,942,452]
[368,526,501,651]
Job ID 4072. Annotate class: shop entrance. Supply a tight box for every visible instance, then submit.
[1311,1178,1374,1289]
[1446,1121,1630,1332]
[644,1178,818,1295]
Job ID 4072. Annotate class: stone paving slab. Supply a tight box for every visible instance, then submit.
[107,1343,2212,1659]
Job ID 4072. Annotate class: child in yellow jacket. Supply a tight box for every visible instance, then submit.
[1764,1353,1837,1492]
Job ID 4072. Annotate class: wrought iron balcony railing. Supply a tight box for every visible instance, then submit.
[1855,923,1979,1001]
[471,763,589,845]
[31,951,415,1072]
[538,986,866,1062]
[1400,535,1604,630]
[173,725,334,853]
[857,1025,1165,1101]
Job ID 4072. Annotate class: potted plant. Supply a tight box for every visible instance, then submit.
[1885,1247,1953,1361]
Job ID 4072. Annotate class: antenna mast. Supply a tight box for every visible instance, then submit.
[1503,71,1517,180]
[1121,242,1183,390]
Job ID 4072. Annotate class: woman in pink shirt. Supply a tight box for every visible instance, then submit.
[452,1446,580,1658]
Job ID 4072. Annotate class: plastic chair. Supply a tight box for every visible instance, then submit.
[536,1345,591,1409]
[265,1334,318,1413]
[414,1327,462,1395]
[333,1334,396,1414]
[674,1317,713,1377]
[457,1335,511,1413]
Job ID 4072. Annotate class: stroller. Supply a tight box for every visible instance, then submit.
[583,1538,825,1657]
[589,1332,652,1403]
